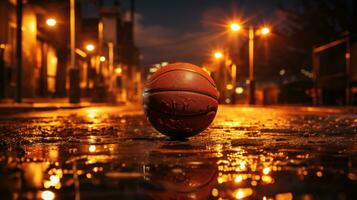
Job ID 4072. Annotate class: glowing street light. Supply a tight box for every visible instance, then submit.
[227,20,272,104]
[235,87,244,94]
[228,22,242,104]
[41,190,55,200]
[115,67,122,75]
[230,23,242,32]
[46,18,57,27]
[214,51,223,60]
[85,44,95,52]
[226,84,234,90]
[260,27,271,36]
[69,0,80,103]
[100,56,106,62]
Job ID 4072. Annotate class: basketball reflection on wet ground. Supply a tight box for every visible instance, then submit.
[0,105,356,199]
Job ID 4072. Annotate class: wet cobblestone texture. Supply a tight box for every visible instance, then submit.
[0,105,357,200]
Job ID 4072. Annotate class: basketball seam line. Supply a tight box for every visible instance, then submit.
[147,69,217,88]
[143,89,219,101]
[144,104,217,117]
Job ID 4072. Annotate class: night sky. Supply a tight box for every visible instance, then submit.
[104,0,290,67]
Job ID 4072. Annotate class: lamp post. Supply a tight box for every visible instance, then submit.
[15,0,22,103]
[229,22,271,105]
[248,26,255,104]
[213,51,227,103]
[69,0,80,103]
[229,23,242,104]
[85,43,95,95]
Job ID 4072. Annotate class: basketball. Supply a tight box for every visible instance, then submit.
[143,62,219,138]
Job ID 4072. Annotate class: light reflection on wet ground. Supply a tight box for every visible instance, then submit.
[0,105,356,199]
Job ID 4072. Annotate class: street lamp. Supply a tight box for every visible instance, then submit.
[229,22,272,104]
[260,27,270,36]
[69,0,80,104]
[228,22,242,104]
[230,23,242,32]
[115,67,122,75]
[214,51,223,60]
[248,26,255,104]
[84,43,95,94]
[213,50,228,103]
[46,18,57,27]
[85,44,95,52]
[226,84,234,90]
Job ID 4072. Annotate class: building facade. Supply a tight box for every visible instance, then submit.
[0,0,70,99]
[81,0,141,102]
[0,0,142,102]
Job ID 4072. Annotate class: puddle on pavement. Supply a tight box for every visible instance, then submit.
[0,106,356,199]
[1,143,357,200]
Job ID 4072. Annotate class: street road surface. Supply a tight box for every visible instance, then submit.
[0,104,356,199]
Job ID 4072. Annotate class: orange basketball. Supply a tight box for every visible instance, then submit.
[143,62,219,138]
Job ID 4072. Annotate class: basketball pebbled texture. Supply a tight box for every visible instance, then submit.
[143,62,219,138]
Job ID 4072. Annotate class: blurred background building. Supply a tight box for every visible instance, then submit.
[0,0,67,98]
[0,0,141,103]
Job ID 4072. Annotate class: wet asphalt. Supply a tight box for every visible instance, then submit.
[0,104,356,200]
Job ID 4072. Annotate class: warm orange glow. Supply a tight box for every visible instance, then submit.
[230,23,242,32]
[89,145,96,152]
[46,18,57,27]
[346,52,351,59]
[41,190,55,200]
[211,188,219,197]
[239,161,247,171]
[251,180,258,186]
[87,109,98,119]
[100,56,106,62]
[217,176,226,184]
[275,192,293,200]
[226,84,234,90]
[260,27,271,35]
[115,67,122,75]
[44,180,52,188]
[86,173,93,179]
[262,175,274,183]
[263,167,271,175]
[85,44,95,52]
[214,51,223,60]
[234,175,243,183]
[234,188,253,199]
[49,175,60,186]
[75,48,87,57]
[235,87,244,94]
[316,171,323,177]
